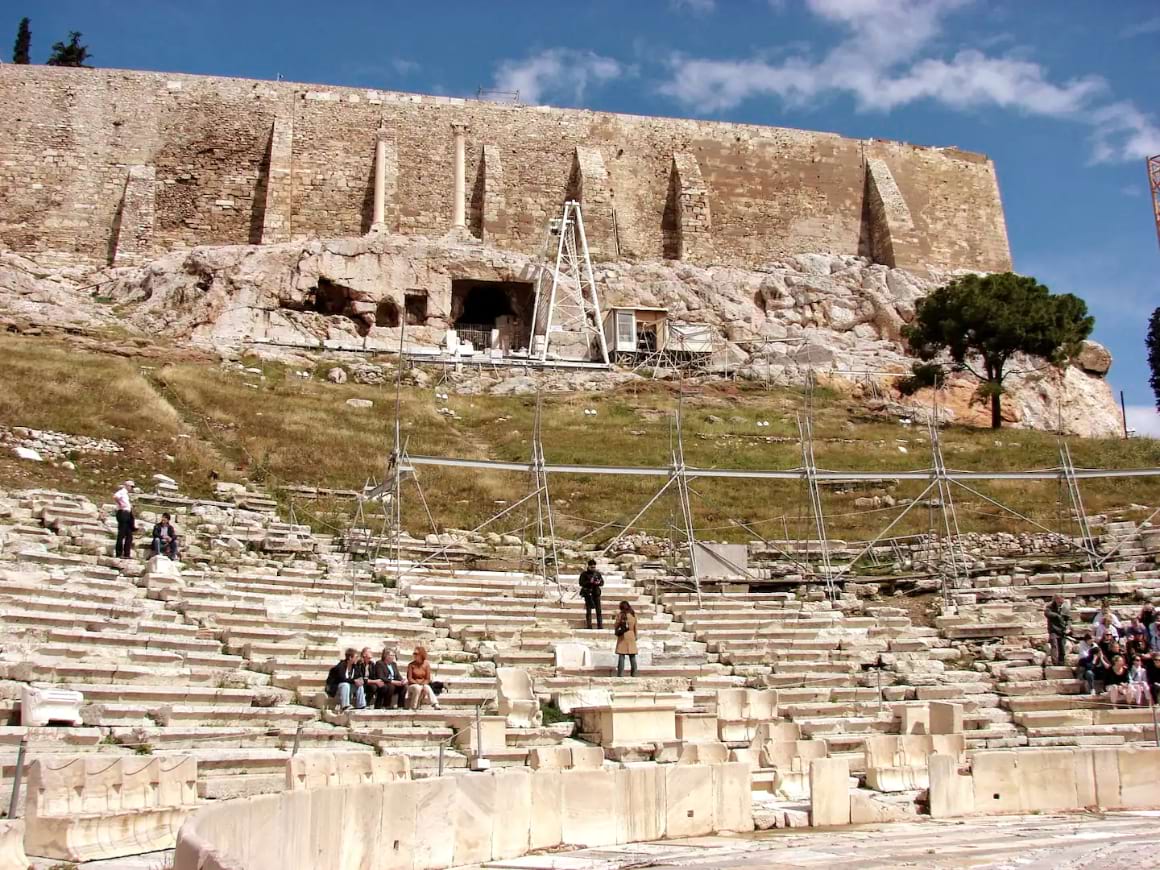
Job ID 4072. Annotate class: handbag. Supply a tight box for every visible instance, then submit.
[614,621,628,637]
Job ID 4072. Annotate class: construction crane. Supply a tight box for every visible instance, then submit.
[1149,154,1160,250]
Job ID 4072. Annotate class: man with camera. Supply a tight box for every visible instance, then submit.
[579,558,604,630]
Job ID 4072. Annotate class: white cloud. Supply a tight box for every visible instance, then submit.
[391,58,420,77]
[670,0,716,13]
[659,0,1159,163]
[1121,16,1160,38]
[494,49,625,106]
[1125,405,1160,439]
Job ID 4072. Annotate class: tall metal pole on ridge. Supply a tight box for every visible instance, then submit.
[393,321,406,586]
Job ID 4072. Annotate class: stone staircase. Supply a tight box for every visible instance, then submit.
[2,483,1157,808]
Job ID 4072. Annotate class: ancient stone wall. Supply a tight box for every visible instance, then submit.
[0,66,1012,273]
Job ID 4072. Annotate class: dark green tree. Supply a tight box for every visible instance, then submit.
[12,17,31,63]
[902,272,1093,429]
[1147,306,1160,413]
[46,30,91,67]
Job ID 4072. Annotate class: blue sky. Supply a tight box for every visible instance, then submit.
[11,0,1160,431]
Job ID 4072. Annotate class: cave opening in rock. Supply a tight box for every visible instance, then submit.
[375,299,400,328]
[450,279,534,351]
[283,278,375,336]
[310,279,354,317]
[404,291,428,326]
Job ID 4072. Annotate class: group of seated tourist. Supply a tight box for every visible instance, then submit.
[1076,603,1160,706]
[325,646,442,712]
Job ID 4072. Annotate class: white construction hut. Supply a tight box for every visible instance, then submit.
[603,306,714,362]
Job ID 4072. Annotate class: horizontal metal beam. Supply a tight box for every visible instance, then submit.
[406,455,1160,483]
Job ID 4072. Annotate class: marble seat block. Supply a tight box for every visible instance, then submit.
[554,642,591,669]
[25,755,198,862]
[528,746,572,770]
[809,757,852,827]
[496,667,543,728]
[569,745,605,769]
[576,704,677,747]
[285,751,409,790]
[677,741,731,765]
[452,715,507,753]
[554,687,611,714]
[930,701,964,734]
[899,703,929,734]
[928,753,975,818]
[763,740,829,801]
[864,734,966,793]
[0,820,28,870]
[21,685,84,727]
[716,688,778,741]
[676,712,719,742]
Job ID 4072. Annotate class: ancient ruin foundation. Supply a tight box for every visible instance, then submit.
[0,66,1011,274]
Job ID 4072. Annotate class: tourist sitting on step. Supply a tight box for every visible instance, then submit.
[150,512,179,559]
[614,600,639,678]
[354,648,377,707]
[1100,635,1124,664]
[1104,655,1131,706]
[372,648,407,709]
[1149,618,1160,653]
[1126,656,1153,706]
[1144,652,1160,700]
[113,480,136,559]
[1092,606,1121,642]
[1140,603,1156,633]
[405,646,441,710]
[325,648,366,711]
[1078,642,1107,696]
[1124,618,1150,657]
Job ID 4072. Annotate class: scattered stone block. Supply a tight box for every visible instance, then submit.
[928,753,975,818]
[569,746,605,769]
[809,757,851,827]
[930,701,964,734]
[21,685,84,727]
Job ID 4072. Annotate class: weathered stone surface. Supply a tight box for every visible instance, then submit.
[0,65,1011,275]
[0,233,1116,434]
[1076,340,1112,375]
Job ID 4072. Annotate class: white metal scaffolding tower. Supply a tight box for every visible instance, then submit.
[529,200,610,364]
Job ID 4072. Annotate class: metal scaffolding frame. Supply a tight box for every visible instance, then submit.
[529,200,611,365]
[367,368,1160,593]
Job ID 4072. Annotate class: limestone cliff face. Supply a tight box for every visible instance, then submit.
[0,234,1120,436]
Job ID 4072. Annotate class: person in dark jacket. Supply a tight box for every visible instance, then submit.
[325,648,364,711]
[1044,594,1070,666]
[579,559,604,630]
[371,648,407,709]
[352,648,376,708]
[150,513,179,559]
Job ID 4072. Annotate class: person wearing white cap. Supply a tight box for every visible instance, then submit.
[113,480,136,558]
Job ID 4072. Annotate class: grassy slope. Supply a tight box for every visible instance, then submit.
[1,334,1157,543]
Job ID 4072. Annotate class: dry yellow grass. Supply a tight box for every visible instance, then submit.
[0,334,1157,544]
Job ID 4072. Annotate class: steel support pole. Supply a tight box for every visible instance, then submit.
[8,736,28,819]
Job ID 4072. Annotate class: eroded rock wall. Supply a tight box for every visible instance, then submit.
[0,232,1120,436]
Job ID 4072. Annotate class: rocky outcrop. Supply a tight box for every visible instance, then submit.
[0,233,1121,436]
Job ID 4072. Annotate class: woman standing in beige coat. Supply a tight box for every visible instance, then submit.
[614,600,638,677]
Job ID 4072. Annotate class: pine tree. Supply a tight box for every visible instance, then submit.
[12,17,31,64]
[46,31,91,68]
[902,272,1093,429]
